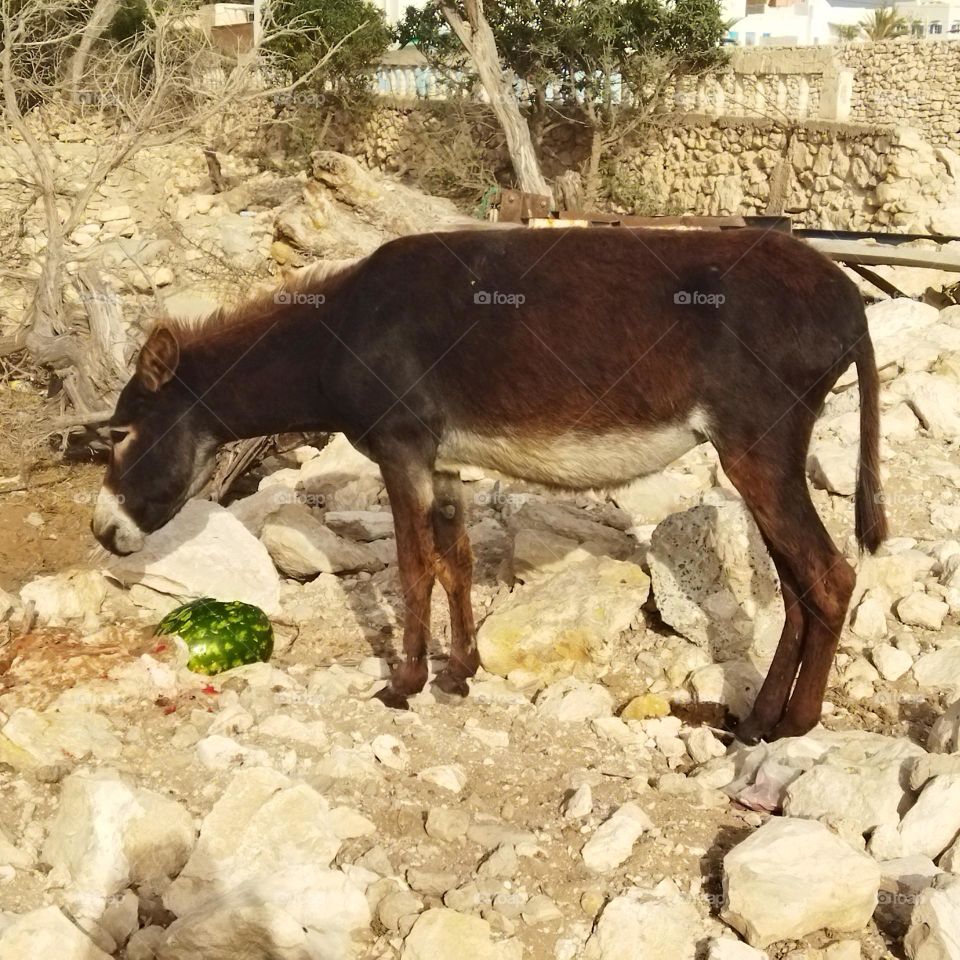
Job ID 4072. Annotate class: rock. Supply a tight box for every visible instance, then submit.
[583,882,701,960]
[0,706,122,771]
[707,940,769,960]
[683,727,727,764]
[891,372,960,440]
[226,487,297,537]
[505,500,635,560]
[417,765,467,794]
[897,593,949,630]
[105,500,281,615]
[851,596,889,642]
[581,803,654,873]
[914,649,960,696]
[876,855,943,933]
[402,908,521,960]
[0,826,31,870]
[903,873,960,960]
[687,661,764,720]
[43,768,195,900]
[127,925,165,960]
[613,471,708,524]
[562,784,593,819]
[371,734,408,770]
[262,503,383,578]
[536,678,615,723]
[323,509,394,541]
[521,894,562,925]
[872,643,914,681]
[163,767,352,917]
[99,204,132,222]
[929,700,960,752]
[865,299,941,372]
[941,835,960,872]
[509,528,594,581]
[379,889,424,933]
[157,866,370,960]
[648,494,783,660]
[894,775,960,860]
[0,906,112,960]
[20,570,108,626]
[722,818,881,948]
[807,442,858,496]
[622,694,670,720]
[425,807,470,842]
[477,556,649,684]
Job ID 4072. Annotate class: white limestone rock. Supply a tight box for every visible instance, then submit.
[163,767,352,917]
[928,700,960,753]
[583,882,702,960]
[20,570,109,626]
[897,593,949,631]
[323,509,394,541]
[648,493,783,660]
[477,556,648,684]
[105,499,281,614]
[581,803,654,873]
[914,649,960,696]
[536,677,615,723]
[891,372,960,440]
[157,866,370,960]
[261,503,383,578]
[707,940,769,960]
[0,906,112,960]
[807,441,858,496]
[893,775,960,860]
[43,768,195,900]
[402,908,522,960]
[722,817,881,948]
[904,873,960,960]
[872,643,914,681]
[0,706,122,771]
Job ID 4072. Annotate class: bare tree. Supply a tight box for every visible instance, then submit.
[438,0,552,200]
[0,0,365,419]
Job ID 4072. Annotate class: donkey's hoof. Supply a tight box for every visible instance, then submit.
[433,670,470,698]
[770,716,818,741]
[734,712,773,745]
[373,686,411,710]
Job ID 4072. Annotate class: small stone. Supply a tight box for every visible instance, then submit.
[0,906,112,960]
[851,596,889,642]
[378,890,424,933]
[871,643,914,682]
[562,783,593,819]
[581,803,654,873]
[418,765,467,793]
[521,894,562,925]
[536,678,614,723]
[622,693,670,720]
[896,593,948,630]
[896,774,960,860]
[706,940,770,960]
[372,734,408,770]
[903,874,960,960]
[402,908,521,960]
[425,807,470,842]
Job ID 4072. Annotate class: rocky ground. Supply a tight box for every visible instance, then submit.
[0,294,960,959]
[2,113,960,960]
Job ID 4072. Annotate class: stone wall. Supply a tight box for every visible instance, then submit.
[837,37,960,148]
[354,106,960,234]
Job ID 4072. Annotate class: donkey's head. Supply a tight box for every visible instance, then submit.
[92,326,220,555]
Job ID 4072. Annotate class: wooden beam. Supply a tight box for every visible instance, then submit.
[807,238,960,273]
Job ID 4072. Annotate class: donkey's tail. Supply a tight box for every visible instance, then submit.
[854,332,888,554]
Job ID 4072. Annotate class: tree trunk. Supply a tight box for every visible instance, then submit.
[203,147,229,192]
[583,125,603,208]
[440,0,552,202]
[65,0,121,103]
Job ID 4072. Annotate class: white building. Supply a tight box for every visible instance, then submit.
[723,0,960,44]
[895,0,960,34]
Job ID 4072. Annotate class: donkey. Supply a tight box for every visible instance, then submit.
[92,226,887,743]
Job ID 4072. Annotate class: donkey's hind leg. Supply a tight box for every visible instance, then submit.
[719,442,855,742]
[374,456,437,709]
[430,471,479,697]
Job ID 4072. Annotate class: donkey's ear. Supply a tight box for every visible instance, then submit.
[137,327,180,392]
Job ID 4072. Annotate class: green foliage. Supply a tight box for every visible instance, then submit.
[266,0,392,98]
[106,0,150,42]
[861,5,908,40]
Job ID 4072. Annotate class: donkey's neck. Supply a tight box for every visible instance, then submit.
[180,317,335,440]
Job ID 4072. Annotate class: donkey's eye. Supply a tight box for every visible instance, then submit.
[110,428,131,446]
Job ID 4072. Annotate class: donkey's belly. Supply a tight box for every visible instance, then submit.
[436,413,708,489]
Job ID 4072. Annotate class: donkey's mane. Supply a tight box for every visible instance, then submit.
[159,257,364,347]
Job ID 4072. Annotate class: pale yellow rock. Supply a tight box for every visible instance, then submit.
[622,694,671,720]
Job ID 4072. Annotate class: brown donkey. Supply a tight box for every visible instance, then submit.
[92,227,887,743]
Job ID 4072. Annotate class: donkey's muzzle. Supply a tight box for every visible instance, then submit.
[92,488,145,555]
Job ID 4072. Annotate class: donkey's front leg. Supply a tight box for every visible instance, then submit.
[374,459,437,709]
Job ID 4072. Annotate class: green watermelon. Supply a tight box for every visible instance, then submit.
[156,598,274,675]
